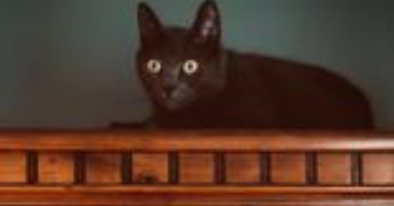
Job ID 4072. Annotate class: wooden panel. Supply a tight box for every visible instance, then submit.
[133,153,168,184]
[1,130,394,152]
[86,153,121,184]
[0,152,26,183]
[1,186,394,206]
[318,153,351,185]
[38,152,74,184]
[180,153,213,183]
[271,153,306,184]
[226,153,259,183]
[364,153,394,185]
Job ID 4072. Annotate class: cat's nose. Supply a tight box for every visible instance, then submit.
[163,85,175,98]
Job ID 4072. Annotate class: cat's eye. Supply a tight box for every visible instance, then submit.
[146,59,162,74]
[182,60,199,75]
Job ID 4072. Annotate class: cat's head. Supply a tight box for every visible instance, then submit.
[136,0,226,112]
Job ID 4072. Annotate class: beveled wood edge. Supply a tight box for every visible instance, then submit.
[0,192,392,206]
[0,185,394,195]
[0,129,392,151]
[1,186,394,206]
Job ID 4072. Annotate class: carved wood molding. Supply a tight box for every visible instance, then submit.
[0,130,393,206]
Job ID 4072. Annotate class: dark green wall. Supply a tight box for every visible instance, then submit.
[0,0,393,128]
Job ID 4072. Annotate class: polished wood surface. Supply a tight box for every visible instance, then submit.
[0,129,391,151]
[0,130,393,206]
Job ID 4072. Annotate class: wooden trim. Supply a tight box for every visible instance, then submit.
[0,130,394,206]
[0,186,394,206]
[0,192,392,206]
[0,129,393,151]
[0,185,394,194]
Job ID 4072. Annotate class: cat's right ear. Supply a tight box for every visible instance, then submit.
[137,2,163,46]
[190,0,221,45]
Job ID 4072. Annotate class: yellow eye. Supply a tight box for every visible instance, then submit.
[182,59,199,75]
[146,59,162,74]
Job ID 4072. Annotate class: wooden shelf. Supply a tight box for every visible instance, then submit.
[0,129,392,151]
[0,129,393,205]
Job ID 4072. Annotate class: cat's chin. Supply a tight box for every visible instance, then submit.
[158,89,195,112]
[161,100,189,112]
[156,96,193,112]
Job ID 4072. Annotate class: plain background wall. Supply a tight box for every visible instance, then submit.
[0,0,392,129]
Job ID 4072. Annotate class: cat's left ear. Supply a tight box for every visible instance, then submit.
[137,2,163,47]
[190,0,221,44]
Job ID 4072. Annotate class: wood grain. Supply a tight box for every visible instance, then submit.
[363,153,394,185]
[226,153,260,183]
[38,152,74,184]
[0,130,390,151]
[0,152,26,183]
[133,153,168,184]
[318,153,352,185]
[0,130,392,206]
[180,153,214,183]
[86,153,122,184]
[271,153,306,184]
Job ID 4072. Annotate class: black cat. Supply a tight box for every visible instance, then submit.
[135,0,374,129]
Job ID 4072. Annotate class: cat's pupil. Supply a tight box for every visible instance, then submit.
[146,59,162,74]
[182,59,199,75]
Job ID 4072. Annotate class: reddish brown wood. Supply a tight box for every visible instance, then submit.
[363,153,394,185]
[0,189,392,206]
[226,153,260,183]
[0,129,391,151]
[180,153,214,183]
[0,185,394,194]
[133,153,168,184]
[0,130,392,206]
[318,153,352,185]
[86,153,122,184]
[271,153,306,184]
[38,152,74,184]
[0,152,26,183]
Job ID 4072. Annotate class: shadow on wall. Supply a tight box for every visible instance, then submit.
[0,0,392,129]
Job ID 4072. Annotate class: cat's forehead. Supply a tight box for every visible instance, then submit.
[153,27,200,55]
[164,27,189,41]
[162,28,190,48]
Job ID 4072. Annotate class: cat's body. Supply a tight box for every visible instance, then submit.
[134,0,374,129]
[150,49,373,129]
